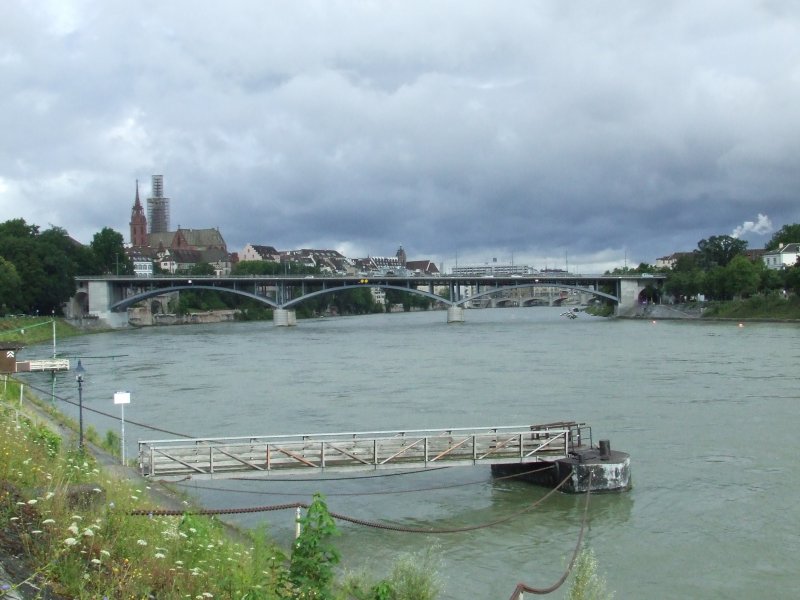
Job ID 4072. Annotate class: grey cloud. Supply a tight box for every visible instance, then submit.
[1,1,799,272]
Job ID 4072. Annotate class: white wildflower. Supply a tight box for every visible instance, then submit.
[64,537,78,546]
[137,539,147,546]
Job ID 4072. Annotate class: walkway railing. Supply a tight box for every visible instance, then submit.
[139,422,590,480]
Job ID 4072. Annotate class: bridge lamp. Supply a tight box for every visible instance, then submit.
[75,359,86,451]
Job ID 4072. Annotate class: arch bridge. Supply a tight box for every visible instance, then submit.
[68,273,664,327]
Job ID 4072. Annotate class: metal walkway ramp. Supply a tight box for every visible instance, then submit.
[138,422,591,480]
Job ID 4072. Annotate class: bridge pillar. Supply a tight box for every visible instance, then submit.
[446,306,465,323]
[273,308,297,327]
[616,280,643,315]
[85,280,129,328]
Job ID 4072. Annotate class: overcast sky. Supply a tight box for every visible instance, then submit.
[2,1,799,272]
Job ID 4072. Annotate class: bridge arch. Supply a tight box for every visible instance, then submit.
[282,284,454,309]
[455,283,619,307]
[109,285,280,312]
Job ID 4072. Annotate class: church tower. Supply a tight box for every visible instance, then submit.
[396,245,407,267]
[130,180,148,247]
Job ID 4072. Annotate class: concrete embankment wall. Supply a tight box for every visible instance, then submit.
[144,310,239,326]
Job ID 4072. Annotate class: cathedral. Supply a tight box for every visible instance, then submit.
[127,176,231,276]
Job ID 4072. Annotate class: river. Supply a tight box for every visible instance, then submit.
[21,308,800,598]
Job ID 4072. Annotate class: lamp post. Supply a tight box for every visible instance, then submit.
[75,359,85,451]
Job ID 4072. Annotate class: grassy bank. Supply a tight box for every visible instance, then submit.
[0,378,444,599]
[0,317,83,348]
[701,294,800,320]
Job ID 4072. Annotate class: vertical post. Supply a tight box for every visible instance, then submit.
[295,506,302,539]
[75,359,85,451]
[19,383,23,407]
[77,378,84,450]
[113,391,130,465]
[120,403,126,465]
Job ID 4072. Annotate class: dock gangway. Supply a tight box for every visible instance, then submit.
[138,422,591,481]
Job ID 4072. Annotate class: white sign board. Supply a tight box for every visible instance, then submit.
[113,391,131,405]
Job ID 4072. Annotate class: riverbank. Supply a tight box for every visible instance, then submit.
[618,296,800,321]
[0,317,85,348]
[0,377,444,599]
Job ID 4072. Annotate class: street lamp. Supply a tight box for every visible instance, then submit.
[75,359,85,451]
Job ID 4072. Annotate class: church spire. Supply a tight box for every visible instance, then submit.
[130,179,148,247]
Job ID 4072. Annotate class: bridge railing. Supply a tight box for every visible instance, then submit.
[138,423,589,479]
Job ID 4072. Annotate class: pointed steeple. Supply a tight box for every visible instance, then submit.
[134,179,143,210]
[130,179,148,247]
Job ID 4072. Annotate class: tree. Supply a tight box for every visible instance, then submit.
[90,227,131,275]
[185,262,216,276]
[757,260,785,293]
[765,223,800,251]
[702,266,728,300]
[695,235,748,269]
[785,262,800,294]
[231,260,281,276]
[0,257,22,314]
[724,255,760,299]
[664,254,704,301]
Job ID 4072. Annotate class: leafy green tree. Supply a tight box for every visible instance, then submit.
[385,288,433,311]
[232,260,281,275]
[724,255,760,299]
[185,262,216,276]
[328,287,378,315]
[765,223,800,251]
[606,262,661,275]
[695,235,748,269]
[757,260,785,293]
[785,262,800,294]
[0,257,22,314]
[0,220,84,314]
[703,266,728,300]
[90,227,132,275]
[664,254,704,301]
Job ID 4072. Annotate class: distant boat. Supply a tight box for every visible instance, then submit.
[561,311,577,319]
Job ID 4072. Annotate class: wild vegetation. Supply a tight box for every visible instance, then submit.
[0,379,449,599]
[0,316,83,347]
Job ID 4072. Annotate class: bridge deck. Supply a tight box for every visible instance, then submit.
[139,422,591,480]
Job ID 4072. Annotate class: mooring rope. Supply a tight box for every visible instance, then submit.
[506,474,592,597]
[130,471,573,535]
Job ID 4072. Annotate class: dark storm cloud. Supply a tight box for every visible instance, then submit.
[1,0,799,271]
